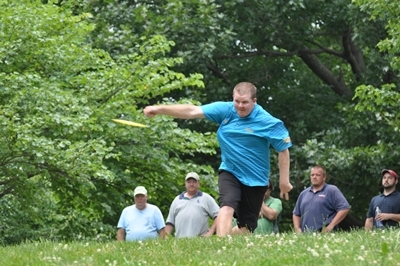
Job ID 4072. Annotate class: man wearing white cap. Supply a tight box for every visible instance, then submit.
[365,169,400,230]
[165,172,220,238]
[117,186,166,241]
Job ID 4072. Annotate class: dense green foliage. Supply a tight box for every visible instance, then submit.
[1,0,400,245]
[0,0,217,245]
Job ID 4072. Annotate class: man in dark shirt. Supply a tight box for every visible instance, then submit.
[293,165,350,232]
[365,169,400,230]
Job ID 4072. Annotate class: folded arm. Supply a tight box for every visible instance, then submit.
[260,203,278,221]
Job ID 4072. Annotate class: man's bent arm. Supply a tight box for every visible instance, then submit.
[117,228,125,241]
[203,216,218,237]
[165,224,174,235]
[381,213,400,222]
[328,209,350,229]
[158,228,166,239]
[260,203,278,221]
[292,214,302,233]
[364,217,373,230]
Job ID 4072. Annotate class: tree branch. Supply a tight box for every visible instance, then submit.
[205,60,230,85]
[305,40,344,57]
[298,47,352,97]
[342,30,365,81]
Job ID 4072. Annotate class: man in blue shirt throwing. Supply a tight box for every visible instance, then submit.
[293,165,350,233]
[144,82,292,236]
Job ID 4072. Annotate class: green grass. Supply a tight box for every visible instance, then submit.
[1,230,400,265]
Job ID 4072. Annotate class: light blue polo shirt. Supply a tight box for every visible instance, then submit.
[201,101,292,186]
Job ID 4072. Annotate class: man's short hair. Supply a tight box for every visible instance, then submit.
[233,82,257,99]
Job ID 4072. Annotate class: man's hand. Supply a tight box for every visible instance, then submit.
[376,213,389,221]
[143,106,159,118]
[279,182,293,200]
[201,231,213,237]
[323,224,334,233]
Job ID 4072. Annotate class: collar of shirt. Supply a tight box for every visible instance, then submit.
[178,190,203,200]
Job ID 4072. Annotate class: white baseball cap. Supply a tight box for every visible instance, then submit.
[185,172,200,181]
[133,186,147,196]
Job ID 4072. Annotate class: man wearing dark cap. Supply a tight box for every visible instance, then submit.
[165,172,220,238]
[365,169,400,230]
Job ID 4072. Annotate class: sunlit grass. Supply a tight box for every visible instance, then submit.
[2,229,400,265]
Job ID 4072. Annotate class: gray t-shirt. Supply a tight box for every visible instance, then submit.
[166,191,219,238]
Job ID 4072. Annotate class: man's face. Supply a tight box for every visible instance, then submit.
[310,167,326,188]
[382,173,398,189]
[233,91,256,118]
[185,178,199,194]
[134,194,148,210]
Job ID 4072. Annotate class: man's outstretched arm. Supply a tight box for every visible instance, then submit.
[143,104,205,119]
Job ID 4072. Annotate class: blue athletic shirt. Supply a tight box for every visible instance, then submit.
[201,102,292,186]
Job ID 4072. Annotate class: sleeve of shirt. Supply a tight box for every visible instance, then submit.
[332,186,351,211]
[293,192,304,216]
[166,198,177,225]
[154,207,166,230]
[366,198,375,218]
[266,118,292,152]
[205,194,220,219]
[200,102,232,124]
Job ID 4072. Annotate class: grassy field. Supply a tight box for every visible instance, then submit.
[1,229,400,266]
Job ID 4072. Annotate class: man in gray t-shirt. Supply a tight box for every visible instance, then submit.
[166,172,220,238]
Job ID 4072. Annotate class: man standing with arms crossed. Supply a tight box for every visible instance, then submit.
[144,82,292,236]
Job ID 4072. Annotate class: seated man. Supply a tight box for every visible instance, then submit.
[254,180,282,234]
